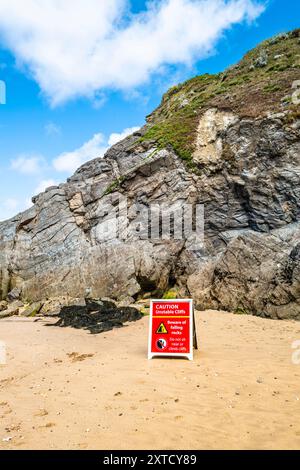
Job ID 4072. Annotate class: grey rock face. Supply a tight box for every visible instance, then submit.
[0,132,188,302]
[190,223,300,319]
[0,113,299,319]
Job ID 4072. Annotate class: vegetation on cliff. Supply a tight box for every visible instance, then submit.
[141,29,300,164]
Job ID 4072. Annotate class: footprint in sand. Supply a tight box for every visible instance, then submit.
[39,422,56,429]
[0,401,12,416]
[67,352,94,363]
[53,358,63,364]
[34,409,49,417]
[0,377,15,389]
[5,423,21,432]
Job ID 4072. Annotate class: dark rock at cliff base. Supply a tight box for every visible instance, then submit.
[52,299,143,334]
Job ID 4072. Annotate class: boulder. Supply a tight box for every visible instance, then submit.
[40,297,86,317]
[7,287,21,301]
[0,300,23,319]
[21,302,43,318]
[0,300,8,312]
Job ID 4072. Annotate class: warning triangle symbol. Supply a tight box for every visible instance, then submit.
[156,322,168,334]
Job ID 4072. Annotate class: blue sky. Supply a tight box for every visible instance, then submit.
[0,0,299,221]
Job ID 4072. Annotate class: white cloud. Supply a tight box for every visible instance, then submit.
[0,182,56,221]
[35,179,58,195]
[0,197,32,222]
[53,133,108,173]
[53,126,140,174]
[45,122,61,136]
[2,124,141,221]
[3,198,18,211]
[10,155,45,174]
[0,0,264,105]
[108,126,140,146]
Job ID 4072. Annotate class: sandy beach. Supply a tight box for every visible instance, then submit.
[0,310,300,450]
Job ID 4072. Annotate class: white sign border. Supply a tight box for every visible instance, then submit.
[148,299,194,361]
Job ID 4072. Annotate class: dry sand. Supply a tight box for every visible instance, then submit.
[0,310,300,450]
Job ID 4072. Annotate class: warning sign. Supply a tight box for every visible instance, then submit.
[156,323,168,334]
[148,299,195,361]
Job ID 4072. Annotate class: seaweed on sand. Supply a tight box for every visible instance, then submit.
[53,299,142,334]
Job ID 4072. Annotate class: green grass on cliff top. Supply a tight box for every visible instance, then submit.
[141,29,300,166]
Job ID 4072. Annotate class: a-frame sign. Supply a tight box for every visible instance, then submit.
[148,299,198,361]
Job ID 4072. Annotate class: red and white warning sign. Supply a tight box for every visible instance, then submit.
[148,299,195,361]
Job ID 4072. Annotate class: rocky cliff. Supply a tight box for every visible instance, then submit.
[1,30,300,319]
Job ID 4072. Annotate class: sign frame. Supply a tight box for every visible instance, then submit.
[148,299,195,361]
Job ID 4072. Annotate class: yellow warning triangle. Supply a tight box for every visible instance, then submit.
[156,322,168,334]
